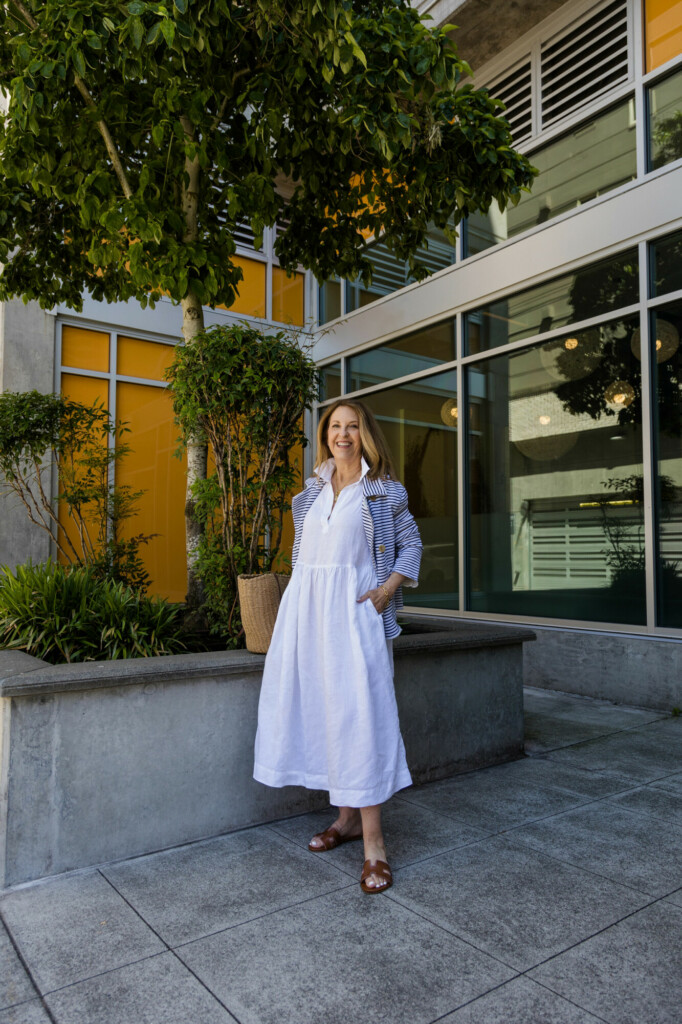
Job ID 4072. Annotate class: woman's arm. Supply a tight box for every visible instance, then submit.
[357,571,407,614]
[391,484,422,588]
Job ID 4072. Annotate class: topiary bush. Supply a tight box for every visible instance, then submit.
[0,561,196,663]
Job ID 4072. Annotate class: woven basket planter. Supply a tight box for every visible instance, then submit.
[237,573,290,653]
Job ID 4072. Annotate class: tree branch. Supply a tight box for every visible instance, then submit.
[8,0,133,200]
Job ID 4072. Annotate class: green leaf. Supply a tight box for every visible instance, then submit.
[72,49,86,77]
[131,17,144,49]
[160,19,175,45]
[174,0,188,12]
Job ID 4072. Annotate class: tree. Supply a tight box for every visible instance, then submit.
[165,322,318,639]
[0,389,153,587]
[0,0,536,605]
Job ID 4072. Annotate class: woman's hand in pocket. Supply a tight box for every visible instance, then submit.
[357,588,388,614]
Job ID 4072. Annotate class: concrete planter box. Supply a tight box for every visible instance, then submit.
[0,622,534,887]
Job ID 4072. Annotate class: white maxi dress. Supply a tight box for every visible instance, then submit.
[253,465,412,807]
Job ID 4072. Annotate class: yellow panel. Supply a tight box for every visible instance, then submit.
[58,374,110,564]
[218,256,266,318]
[272,267,304,326]
[61,326,110,372]
[116,382,187,602]
[646,0,682,70]
[117,336,177,381]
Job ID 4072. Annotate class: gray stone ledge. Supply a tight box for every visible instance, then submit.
[0,648,266,698]
[0,622,535,699]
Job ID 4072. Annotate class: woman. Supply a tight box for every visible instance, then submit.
[253,399,422,892]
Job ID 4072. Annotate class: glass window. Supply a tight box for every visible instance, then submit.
[345,223,456,313]
[645,0,682,72]
[361,369,458,610]
[465,249,638,354]
[466,99,637,256]
[467,316,646,624]
[58,373,109,563]
[117,337,175,381]
[116,382,188,603]
[272,268,305,326]
[650,300,682,627]
[650,228,682,297]
[227,256,267,319]
[648,66,682,170]
[61,326,110,373]
[319,362,342,402]
[347,321,455,393]
[318,280,342,325]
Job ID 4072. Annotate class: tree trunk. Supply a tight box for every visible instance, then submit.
[181,288,207,610]
[179,116,208,613]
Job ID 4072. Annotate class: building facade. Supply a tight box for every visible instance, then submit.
[1,0,681,707]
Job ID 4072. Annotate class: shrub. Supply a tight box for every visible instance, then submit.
[0,561,194,663]
[0,390,153,589]
[166,324,319,641]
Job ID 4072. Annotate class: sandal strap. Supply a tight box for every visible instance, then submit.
[311,825,342,850]
[361,859,392,883]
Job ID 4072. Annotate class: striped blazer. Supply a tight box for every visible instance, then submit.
[291,471,423,639]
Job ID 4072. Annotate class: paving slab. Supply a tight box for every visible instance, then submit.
[269,796,490,876]
[396,758,621,833]
[529,901,682,1024]
[543,717,682,782]
[177,885,514,1024]
[664,887,682,909]
[437,975,604,1023]
[523,688,663,726]
[45,951,237,1024]
[0,1000,52,1024]
[0,871,164,994]
[651,770,682,794]
[0,920,36,1011]
[510,800,682,896]
[607,780,682,826]
[523,688,665,755]
[524,706,665,754]
[389,836,649,971]
[102,826,352,947]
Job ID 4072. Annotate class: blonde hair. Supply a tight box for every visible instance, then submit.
[315,399,399,481]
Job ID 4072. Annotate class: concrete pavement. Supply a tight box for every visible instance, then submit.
[1,686,681,1024]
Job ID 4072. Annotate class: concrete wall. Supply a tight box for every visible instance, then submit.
[524,626,682,712]
[0,299,56,570]
[404,613,682,712]
[0,623,531,886]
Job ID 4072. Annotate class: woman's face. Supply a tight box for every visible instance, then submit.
[326,405,362,467]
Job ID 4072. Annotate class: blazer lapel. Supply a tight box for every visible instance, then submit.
[361,476,387,559]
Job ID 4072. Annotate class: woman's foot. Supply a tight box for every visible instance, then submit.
[308,810,363,851]
[361,837,390,891]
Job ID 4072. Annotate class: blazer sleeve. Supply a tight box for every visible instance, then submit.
[392,483,422,588]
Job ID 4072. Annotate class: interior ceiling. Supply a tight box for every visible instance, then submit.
[448,0,572,76]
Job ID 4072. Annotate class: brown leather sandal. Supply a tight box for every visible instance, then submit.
[360,859,393,893]
[308,824,363,852]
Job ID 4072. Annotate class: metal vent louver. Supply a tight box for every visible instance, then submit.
[488,61,533,144]
[541,0,629,129]
[234,221,256,249]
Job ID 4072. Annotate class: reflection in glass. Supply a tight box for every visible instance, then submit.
[347,320,455,393]
[361,371,458,610]
[651,301,682,628]
[345,222,456,313]
[650,228,682,298]
[466,99,636,256]
[319,362,342,402]
[318,280,342,325]
[467,317,646,624]
[465,249,638,354]
[648,66,682,170]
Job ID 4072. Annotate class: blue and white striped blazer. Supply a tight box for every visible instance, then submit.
[290,468,422,639]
